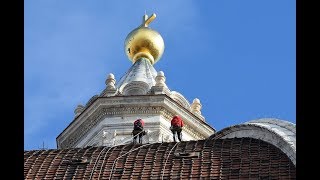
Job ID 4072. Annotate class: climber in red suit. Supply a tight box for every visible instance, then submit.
[170,115,184,142]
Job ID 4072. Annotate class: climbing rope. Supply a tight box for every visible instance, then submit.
[93,131,142,180]
[108,143,150,180]
[97,146,114,179]
[88,146,112,180]
[161,142,180,180]
[118,130,146,146]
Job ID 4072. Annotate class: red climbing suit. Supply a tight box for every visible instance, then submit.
[171,115,184,127]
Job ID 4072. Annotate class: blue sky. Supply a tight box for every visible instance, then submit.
[24,0,295,150]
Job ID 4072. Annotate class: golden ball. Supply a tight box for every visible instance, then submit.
[125,27,164,64]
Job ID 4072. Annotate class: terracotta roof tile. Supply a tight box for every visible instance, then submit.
[24,138,296,179]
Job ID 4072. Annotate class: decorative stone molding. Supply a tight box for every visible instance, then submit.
[60,106,208,148]
[191,98,201,114]
[116,58,157,93]
[100,88,118,97]
[190,98,205,121]
[105,73,116,90]
[80,123,165,147]
[57,95,215,149]
[145,129,161,143]
[170,91,191,109]
[74,104,85,117]
[100,73,118,97]
[150,71,171,96]
[155,71,166,87]
[159,113,206,140]
[85,95,99,107]
[122,81,150,95]
[59,106,158,148]
[163,97,214,136]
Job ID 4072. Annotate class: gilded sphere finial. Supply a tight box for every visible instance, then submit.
[125,13,165,65]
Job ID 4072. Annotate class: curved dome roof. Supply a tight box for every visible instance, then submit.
[209,118,296,165]
[24,138,295,179]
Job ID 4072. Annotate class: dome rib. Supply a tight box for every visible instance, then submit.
[209,118,296,165]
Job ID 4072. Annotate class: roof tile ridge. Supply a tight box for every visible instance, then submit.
[80,146,99,179]
[26,149,49,179]
[130,143,150,179]
[149,142,165,179]
[172,141,190,178]
[109,144,150,180]
[203,140,215,178]
[161,142,180,179]
[55,148,75,178]
[42,149,63,179]
[24,150,44,178]
[87,146,108,179]
[98,146,123,177]
[140,143,158,179]
[94,146,113,179]
[61,148,83,179]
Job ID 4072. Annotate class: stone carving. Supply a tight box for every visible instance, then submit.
[122,81,150,95]
[117,58,157,93]
[60,106,159,148]
[100,73,118,97]
[162,134,170,142]
[60,105,208,148]
[155,71,166,87]
[164,97,212,134]
[191,98,201,114]
[74,104,85,117]
[151,71,171,95]
[102,130,117,146]
[190,98,205,121]
[58,95,215,148]
[159,112,205,139]
[86,95,99,107]
[183,124,205,139]
[146,130,160,143]
[60,108,106,148]
[170,91,191,109]
[105,73,116,90]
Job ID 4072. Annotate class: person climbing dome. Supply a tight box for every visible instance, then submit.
[170,115,184,142]
[132,118,146,144]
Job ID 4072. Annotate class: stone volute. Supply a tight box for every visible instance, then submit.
[74,104,85,117]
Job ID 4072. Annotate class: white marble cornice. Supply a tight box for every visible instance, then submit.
[57,94,215,149]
